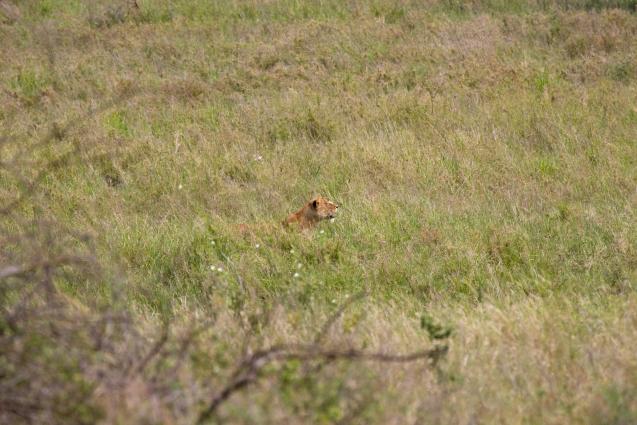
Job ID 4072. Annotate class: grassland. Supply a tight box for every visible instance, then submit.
[1,0,637,423]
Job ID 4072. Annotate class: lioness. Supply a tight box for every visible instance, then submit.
[283,195,338,229]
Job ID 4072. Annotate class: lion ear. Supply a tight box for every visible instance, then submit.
[312,199,318,209]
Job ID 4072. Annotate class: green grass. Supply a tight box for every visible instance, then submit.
[1,0,637,423]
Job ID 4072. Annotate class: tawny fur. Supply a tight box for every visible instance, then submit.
[283,196,338,229]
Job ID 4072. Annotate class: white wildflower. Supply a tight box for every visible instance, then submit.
[293,272,300,278]
[255,243,260,249]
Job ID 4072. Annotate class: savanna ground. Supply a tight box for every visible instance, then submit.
[1,0,637,423]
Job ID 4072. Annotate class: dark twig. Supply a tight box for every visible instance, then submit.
[128,321,170,378]
[161,319,216,383]
[197,343,446,424]
[1,85,143,218]
[0,255,95,281]
[314,289,368,345]
[196,289,447,424]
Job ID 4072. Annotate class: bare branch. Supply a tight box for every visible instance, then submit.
[0,255,95,281]
[314,289,368,345]
[162,319,216,382]
[197,343,446,424]
[0,0,20,23]
[128,321,170,378]
[1,88,143,217]
[0,265,22,280]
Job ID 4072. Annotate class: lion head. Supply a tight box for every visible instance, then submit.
[310,195,338,220]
